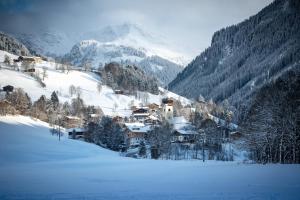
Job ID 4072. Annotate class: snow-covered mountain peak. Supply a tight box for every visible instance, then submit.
[11,23,189,65]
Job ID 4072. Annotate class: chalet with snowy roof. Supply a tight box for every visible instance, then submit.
[148,103,160,112]
[124,122,151,147]
[17,56,43,64]
[172,129,199,143]
[171,116,198,144]
[64,115,83,129]
[132,107,149,122]
[144,115,161,126]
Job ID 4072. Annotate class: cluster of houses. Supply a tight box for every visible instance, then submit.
[66,97,191,147]
[66,95,240,150]
[119,98,203,148]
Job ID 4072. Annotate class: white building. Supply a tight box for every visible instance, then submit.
[124,122,151,147]
[162,98,174,121]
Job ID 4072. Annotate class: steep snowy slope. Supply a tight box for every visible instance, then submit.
[1,115,300,200]
[63,39,183,85]
[13,30,80,57]
[0,50,18,61]
[169,0,300,108]
[0,50,191,117]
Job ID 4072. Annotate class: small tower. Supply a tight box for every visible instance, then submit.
[162,98,174,121]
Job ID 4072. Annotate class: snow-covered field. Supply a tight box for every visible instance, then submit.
[1,115,300,200]
[0,50,190,117]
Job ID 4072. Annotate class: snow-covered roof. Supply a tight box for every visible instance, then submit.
[171,116,190,129]
[89,114,99,118]
[124,122,151,133]
[148,115,159,121]
[133,113,149,116]
[175,129,198,135]
[135,106,149,109]
[171,116,198,135]
[65,116,81,120]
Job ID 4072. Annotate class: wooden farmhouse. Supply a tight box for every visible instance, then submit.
[64,115,83,129]
[132,107,149,122]
[17,56,43,64]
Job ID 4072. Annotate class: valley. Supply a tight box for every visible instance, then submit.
[0,0,299,199]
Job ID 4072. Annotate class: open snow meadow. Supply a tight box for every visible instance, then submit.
[0,116,300,200]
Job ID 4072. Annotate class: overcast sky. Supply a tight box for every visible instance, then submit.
[0,0,273,57]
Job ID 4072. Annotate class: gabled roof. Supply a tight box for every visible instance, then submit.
[133,113,150,117]
[65,116,81,120]
[171,116,198,135]
[174,129,198,135]
[124,122,151,133]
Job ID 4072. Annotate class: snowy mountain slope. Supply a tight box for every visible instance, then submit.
[0,50,18,62]
[64,40,147,66]
[12,23,188,65]
[10,24,186,85]
[63,39,184,85]
[13,30,80,57]
[0,50,191,117]
[169,0,300,112]
[1,115,300,199]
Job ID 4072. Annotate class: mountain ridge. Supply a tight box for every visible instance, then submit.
[62,38,184,86]
[169,0,300,120]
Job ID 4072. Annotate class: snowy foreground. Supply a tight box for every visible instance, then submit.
[1,116,300,200]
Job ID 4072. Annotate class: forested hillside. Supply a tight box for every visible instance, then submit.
[169,0,300,121]
[0,32,31,56]
[242,67,300,163]
[100,62,159,94]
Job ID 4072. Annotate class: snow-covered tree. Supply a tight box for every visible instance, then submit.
[69,85,76,97]
[51,91,59,111]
